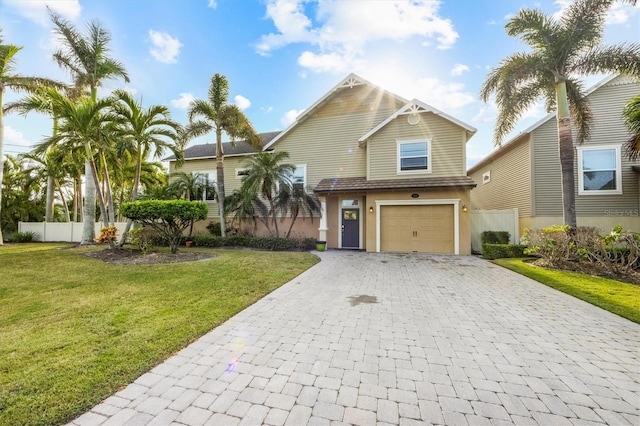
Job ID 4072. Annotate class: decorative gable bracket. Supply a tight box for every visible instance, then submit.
[339,76,366,89]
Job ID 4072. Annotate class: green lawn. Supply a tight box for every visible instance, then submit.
[494,258,640,324]
[0,243,319,426]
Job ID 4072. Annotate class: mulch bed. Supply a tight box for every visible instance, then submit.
[83,247,215,265]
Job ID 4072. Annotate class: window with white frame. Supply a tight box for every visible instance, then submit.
[578,145,622,195]
[235,168,249,178]
[397,140,431,173]
[291,165,306,192]
[482,171,491,184]
[196,171,217,201]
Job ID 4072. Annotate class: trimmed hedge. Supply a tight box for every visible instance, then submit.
[192,234,316,251]
[481,231,510,244]
[483,243,527,260]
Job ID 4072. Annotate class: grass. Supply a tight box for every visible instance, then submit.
[494,258,640,324]
[0,243,319,426]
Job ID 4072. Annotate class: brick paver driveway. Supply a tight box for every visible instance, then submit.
[72,251,640,426]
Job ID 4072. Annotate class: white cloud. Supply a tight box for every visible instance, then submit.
[4,125,32,148]
[208,0,217,8]
[472,102,498,124]
[413,77,475,110]
[261,106,274,113]
[235,95,251,110]
[256,0,459,73]
[149,30,183,64]
[3,0,81,26]
[451,64,470,76]
[171,92,195,109]
[281,109,304,128]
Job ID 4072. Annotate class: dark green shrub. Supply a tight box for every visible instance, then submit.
[121,200,208,254]
[206,221,222,236]
[192,234,225,247]
[481,231,510,244]
[126,228,158,254]
[483,243,527,260]
[10,231,36,243]
[191,234,315,251]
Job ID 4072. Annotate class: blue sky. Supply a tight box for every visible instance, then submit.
[1,0,638,168]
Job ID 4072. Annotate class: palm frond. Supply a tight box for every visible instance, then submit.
[572,43,640,77]
[565,79,592,143]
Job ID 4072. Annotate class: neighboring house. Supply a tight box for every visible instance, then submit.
[468,75,640,237]
[169,73,477,254]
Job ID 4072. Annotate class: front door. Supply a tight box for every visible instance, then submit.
[342,208,359,248]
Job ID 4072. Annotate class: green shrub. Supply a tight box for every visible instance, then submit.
[10,231,37,243]
[126,228,158,254]
[191,234,315,251]
[481,231,510,244]
[121,200,208,254]
[192,234,225,247]
[206,221,222,236]
[483,243,527,260]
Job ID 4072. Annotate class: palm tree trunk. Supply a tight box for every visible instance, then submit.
[81,160,96,244]
[216,128,227,237]
[89,157,109,228]
[100,152,116,226]
[267,195,279,237]
[556,81,577,229]
[55,178,71,222]
[119,150,142,246]
[45,175,55,222]
[75,173,82,222]
[0,89,5,245]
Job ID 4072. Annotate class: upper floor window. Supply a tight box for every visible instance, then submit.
[578,145,622,195]
[291,165,306,192]
[235,168,249,179]
[397,140,431,174]
[196,171,217,201]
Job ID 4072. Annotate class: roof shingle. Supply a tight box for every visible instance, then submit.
[314,176,477,193]
[164,131,281,161]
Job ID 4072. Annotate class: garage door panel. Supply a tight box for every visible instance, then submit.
[380,204,454,254]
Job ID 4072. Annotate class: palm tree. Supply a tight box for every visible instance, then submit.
[108,89,183,244]
[480,0,640,228]
[185,73,260,237]
[276,184,321,238]
[167,171,212,201]
[241,151,295,237]
[224,189,267,232]
[0,38,62,244]
[50,11,129,243]
[623,93,640,160]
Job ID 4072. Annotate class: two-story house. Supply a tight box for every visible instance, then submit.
[468,75,640,237]
[169,74,477,254]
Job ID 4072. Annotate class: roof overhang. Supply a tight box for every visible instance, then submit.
[314,176,477,194]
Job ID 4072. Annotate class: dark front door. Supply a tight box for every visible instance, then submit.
[342,208,359,248]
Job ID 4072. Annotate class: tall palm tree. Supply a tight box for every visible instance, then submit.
[480,0,640,228]
[0,38,62,244]
[241,151,295,237]
[623,93,640,160]
[108,89,183,244]
[276,183,321,238]
[185,73,260,237]
[50,11,129,243]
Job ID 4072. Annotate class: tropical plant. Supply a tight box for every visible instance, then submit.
[108,89,183,244]
[0,37,62,244]
[120,200,208,254]
[224,189,268,231]
[50,11,129,243]
[167,171,214,201]
[276,183,321,238]
[623,93,640,160]
[185,73,260,237]
[480,0,640,228]
[1,155,46,237]
[240,151,295,237]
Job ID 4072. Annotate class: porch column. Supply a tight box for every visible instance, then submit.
[318,196,328,242]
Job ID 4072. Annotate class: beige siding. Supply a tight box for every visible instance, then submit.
[274,86,403,189]
[533,76,640,216]
[169,156,253,218]
[368,113,467,180]
[469,138,532,216]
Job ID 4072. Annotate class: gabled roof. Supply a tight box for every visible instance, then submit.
[314,176,477,193]
[263,73,408,150]
[165,131,280,161]
[467,74,623,175]
[359,99,477,146]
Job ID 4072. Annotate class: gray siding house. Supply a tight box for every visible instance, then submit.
[468,75,640,236]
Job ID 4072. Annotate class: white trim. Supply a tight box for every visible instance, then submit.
[375,199,460,255]
[482,171,491,184]
[338,197,363,249]
[293,163,307,192]
[263,73,409,151]
[359,99,477,144]
[235,168,249,178]
[577,144,623,195]
[397,140,432,175]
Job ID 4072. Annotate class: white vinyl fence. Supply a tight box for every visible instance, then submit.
[470,209,519,253]
[18,222,129,243]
